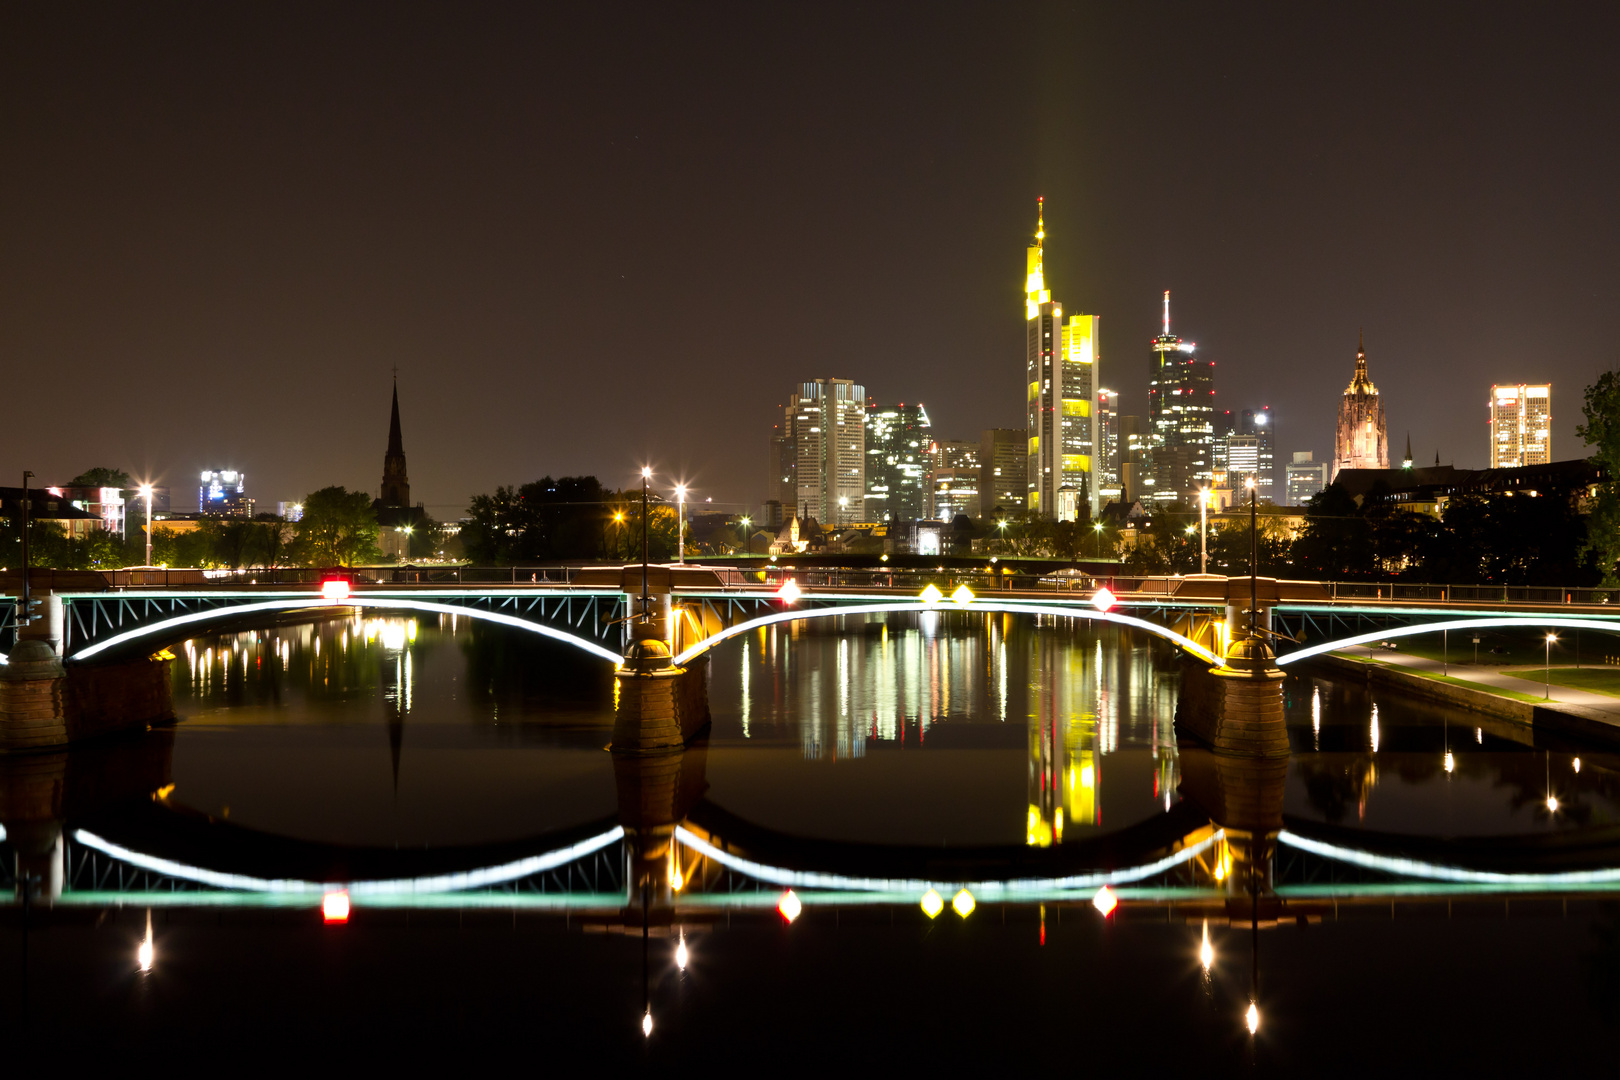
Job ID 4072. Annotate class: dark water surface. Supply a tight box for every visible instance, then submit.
[5,611,1620,1070]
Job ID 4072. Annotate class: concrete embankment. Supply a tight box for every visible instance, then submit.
[1304,652,1620,744]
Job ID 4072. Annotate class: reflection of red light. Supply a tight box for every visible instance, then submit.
[322,891,351,923]
[321,579,352,602]
[1092,886,1118,917]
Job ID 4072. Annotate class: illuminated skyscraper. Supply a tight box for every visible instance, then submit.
[1489,384,1551,467]
[929,438,980,520]
[864,403,931,521]
[1333,333,1388,479]
[1096,388,1121,503]
[783,378,866,525]
[1023,199,1100,520]
[979,428,1026,516]
[1145,291,1215,505]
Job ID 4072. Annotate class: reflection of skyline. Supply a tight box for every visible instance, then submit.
[723,612,1184,844]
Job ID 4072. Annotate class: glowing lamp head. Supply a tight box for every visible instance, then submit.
[1091,586,1117,613]
[642,1010,653,1037]
[919,584,944,605]
[641,466,652,479]
[1092,885,1118,917]
[675,933,689,971]
[321,579,352,602]
[777,889,802,923]
[950,584,974,606]
[739,516,750,527]
[138,484,153,498]
[675,484,686,501]
[952,889,976,918]
[322,890,351,924]
[777,578,801,605]
[137,937,154,972]
[920,888,944,919]
[1246,1001,1260,1035]
[1547,794,1559,813]
[1245,476,1256,491]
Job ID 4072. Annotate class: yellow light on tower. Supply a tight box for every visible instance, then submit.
[920,888,944,919]
[919,584,944,604]
[952,889,976,918]
[950,584,974,605]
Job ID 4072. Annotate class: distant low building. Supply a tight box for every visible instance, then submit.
[1329,458,1601,515]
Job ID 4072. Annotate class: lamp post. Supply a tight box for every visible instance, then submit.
[399,524,413,562]
[1546,632,1557,700]
[139,483,154,567]
[1093,520,1104,559]
[675,484,687,565]
[997,518,1008,554]
[612,511,625,561]
[739,516,751,556]
[838,495,848,525]
[640,467,651,625]
[1246,476,1258,638]
[20,470,33,622]
[1199,487,1209,574]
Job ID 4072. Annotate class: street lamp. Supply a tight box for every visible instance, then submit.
[138,483,154,567]
[640,467,652,624]
[1546,632,1558,699]
[613,511,625,561]
[398,524,413,562]
[675,484,687,565]
[739,516,751,556]
[1199,487,1210,574]
[838,495,849,524]
[1093,520,1104,559]
[1245,476,1258,638]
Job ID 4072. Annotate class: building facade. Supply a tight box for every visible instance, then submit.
[1286,451,1329,505]
[1096,388,1121,504]
[1023,199,1100,520]
[783,378,866,526]
[979,427,1026,516]
[929,438,980,520]
[199,470,253,517]
[864,403,931,521]
[1145,291,1215,505]
[1489,384,1551,468]
[1333,333,1388,479]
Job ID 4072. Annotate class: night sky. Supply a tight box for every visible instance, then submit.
[4,2,1617,516]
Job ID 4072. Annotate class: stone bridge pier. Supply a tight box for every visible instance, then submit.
[1174,577,1290,759]
[0,589,175,753]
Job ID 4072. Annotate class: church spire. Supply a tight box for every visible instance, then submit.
[380,375,411,510]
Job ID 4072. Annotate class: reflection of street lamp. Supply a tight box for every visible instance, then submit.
[138,483,154,566]
[675,484,687,565]
[739,516,751,556]
[1546,632,1558,699]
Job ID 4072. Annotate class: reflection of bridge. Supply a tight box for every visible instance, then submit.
[13,731,1620,917]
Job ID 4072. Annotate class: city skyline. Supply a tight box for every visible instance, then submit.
[2,5,1609,512]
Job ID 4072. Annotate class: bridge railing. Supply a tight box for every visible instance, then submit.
[1313,582,1619,606]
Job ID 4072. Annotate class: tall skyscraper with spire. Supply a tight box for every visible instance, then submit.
[380,378,410,509]
[1145,291,1215,505]
[1023,198,1100,520]
[1333,333,1388,479]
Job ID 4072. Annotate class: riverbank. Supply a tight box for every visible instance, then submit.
[1306,650,1620,744]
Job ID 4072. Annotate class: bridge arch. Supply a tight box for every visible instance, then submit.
[1275,615,1620,666]
[59,595,625,666]
[671,600,1223,667]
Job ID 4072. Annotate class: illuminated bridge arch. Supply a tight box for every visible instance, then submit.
[41,594,626,666]
[1274,615,1620,666]
[672,600,1223,667]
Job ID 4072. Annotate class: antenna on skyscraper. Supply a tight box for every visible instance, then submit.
[1036,196,1044,241]
[1163,290,1171,336]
